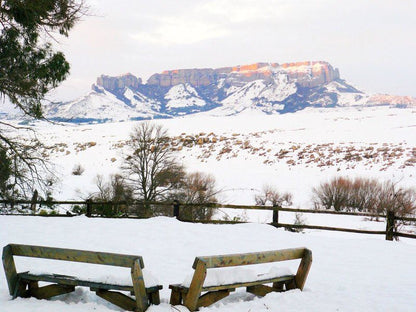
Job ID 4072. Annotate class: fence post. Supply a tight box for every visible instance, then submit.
[173,200,180,219]
[273,205,279,226]
[386,210,395,241]
[30,190,38,214]
[86,199,92,218]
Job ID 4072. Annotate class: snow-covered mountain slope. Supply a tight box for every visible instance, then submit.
[40,61,416,123]
[164,83,208,115]
[44,85,167,122]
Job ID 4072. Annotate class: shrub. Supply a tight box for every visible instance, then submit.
[255,185,293,207]
[38,209,48,216]
[312,177,350,211]
[89,174,134,217]
[72,164,85,176]
[376,181,416,217]
[312,177,416,217]
[286,213,306,233]
[71,204,86,215]
[168,172,219,221]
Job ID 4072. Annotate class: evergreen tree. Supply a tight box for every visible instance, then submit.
[0,0,86,198]
[0,0,86,117]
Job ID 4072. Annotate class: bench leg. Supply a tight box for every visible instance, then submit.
[169,289,183,305]
[95,290,137,311]
[149,290,160,305]
[247,285,274,297]
[285,279,297,290]
[197,290,230,308]
[30,284,75,299]
[272,281,285,292]
[12,278,29,299]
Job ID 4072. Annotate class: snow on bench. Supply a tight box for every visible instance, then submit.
[181,266,294,288]
[169,247,312,311]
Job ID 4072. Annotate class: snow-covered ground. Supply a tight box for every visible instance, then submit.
[1,106,416,311]
[1,216,416,312]
[5,105,413,209]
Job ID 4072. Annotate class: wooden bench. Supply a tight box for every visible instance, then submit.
[2,244,162,312]
[169,247,312,311]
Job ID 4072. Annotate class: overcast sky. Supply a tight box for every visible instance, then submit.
[49,0,416,101]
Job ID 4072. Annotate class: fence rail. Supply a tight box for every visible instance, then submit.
[1,199,415,241]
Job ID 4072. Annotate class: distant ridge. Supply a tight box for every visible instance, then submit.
[43,61,416,123]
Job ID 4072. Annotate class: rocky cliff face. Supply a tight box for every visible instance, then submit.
[96,73,142,93]
[147,61,340,88]
[367,94,416,106]
[44,61,415,123]
[147,68,217,87]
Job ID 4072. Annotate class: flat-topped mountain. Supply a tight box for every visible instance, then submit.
[44,61,416,122]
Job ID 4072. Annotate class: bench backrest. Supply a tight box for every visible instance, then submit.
[193,247,306,269]
[4,244,144,267]
[2,243,149,311]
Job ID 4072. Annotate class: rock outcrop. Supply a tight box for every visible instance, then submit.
[147,68,217,87]
[367,94,416,107]
[147,61,340,88]
[96,73,142,93]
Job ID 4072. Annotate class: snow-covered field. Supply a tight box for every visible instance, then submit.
[1,106,416,311]
[1,216,416,312]
[6,105,414,209]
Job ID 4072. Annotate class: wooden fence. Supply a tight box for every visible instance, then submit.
[1,199,416,241]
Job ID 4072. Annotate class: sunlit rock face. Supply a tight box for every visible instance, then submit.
[146,61,340,89]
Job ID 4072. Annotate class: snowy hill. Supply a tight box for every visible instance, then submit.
[41,61,416,123]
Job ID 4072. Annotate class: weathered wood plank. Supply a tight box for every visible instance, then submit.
[171,275,293,294]
[95,289,136,311]
[149,289,160,305]
[29,284,75,299]
[19,273,134,292]
[183,260,207,311]
[9,244,144,268]
[169,288,183,305]
[294,248,312,290]
[195,248,305,269]
[285,278,297,290]
[13,278,28,299]
[131,258,148,312]
[274,223,386,235]
[2,245,18,296]
[201,275,293,292]
[197,290,230,308]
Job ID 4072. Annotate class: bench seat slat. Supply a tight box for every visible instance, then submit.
[170,274,295,293]
[18,273,162,293]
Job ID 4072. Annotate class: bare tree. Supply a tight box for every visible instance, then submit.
[255,185,293,207]
[171,172,219,221]
[89,174,134,217]
[123,122,184,209]
[0,122,54,200]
